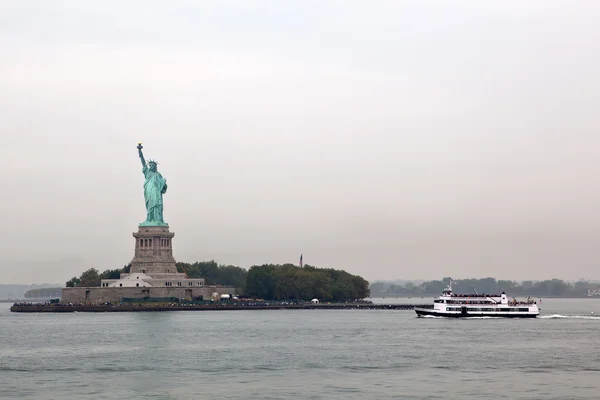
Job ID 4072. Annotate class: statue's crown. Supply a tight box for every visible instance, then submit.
[148,159,158,165]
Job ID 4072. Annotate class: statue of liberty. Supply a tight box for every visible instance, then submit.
[137,143,168,226]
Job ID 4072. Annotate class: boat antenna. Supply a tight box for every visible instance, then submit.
[470,285,478,295]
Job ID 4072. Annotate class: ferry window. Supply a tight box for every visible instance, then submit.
[519,308,528,312]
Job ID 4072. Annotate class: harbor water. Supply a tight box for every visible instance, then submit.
[1,298,600,399]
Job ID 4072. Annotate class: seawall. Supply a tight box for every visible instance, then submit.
[10,303,433,313]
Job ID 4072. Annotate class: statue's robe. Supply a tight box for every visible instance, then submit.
[142,165,167,225]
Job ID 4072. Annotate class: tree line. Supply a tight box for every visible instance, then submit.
[370,277,600,297]
[244,264,370,301]
[64,261,370,301]
[23,287,63,298]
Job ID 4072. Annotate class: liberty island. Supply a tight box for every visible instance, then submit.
[12,143,375,311]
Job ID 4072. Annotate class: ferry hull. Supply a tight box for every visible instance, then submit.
[415,308,538,318]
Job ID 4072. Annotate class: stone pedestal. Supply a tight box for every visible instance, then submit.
[130,225,178,275]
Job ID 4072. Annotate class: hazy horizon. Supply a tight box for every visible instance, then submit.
[2,1,600,285]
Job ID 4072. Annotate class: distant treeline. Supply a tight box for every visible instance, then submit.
[370,277,600,297]
[0,284,61,300]
[23,287,62,298]
[65,261,370,301]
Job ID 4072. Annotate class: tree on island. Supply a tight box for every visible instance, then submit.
[176,261,247,291]
[65,264,131,287]
[244,264,370,301]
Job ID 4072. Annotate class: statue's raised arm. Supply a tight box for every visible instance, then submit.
[137,142,146,169]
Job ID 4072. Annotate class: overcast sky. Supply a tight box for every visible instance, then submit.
[1,1,600,285]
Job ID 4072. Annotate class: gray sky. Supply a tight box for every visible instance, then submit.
[1,0,600,285]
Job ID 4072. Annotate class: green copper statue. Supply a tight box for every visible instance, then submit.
[137,143,168,226]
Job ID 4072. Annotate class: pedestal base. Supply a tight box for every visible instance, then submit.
[130,225,177,275]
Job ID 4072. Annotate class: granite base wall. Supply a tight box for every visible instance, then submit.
[61,286,236,303]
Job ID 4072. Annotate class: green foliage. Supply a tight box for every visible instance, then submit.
[78,268,101,287]
[65,277,80,287]
[176,261,247,289]
[371,277,599,297]
[99,269,122,280]
[245,264,370,301]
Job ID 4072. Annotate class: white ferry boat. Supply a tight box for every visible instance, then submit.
[414,281,539,318]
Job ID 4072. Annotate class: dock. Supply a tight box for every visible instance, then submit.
[10,302,433,313]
